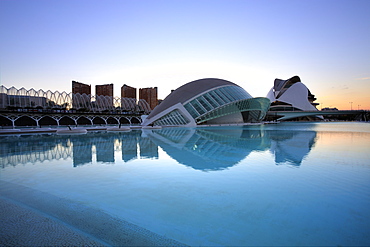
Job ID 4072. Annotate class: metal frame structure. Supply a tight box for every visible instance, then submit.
[0,85,151,113]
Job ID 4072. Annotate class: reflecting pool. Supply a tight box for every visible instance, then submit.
[1,122,370,246]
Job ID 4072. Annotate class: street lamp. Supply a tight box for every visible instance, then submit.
[358,105,361,110]
[349,102,353,110]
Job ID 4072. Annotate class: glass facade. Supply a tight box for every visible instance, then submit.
[144,79,271,127]
[153,109,190,126]
[184,86,252,119]
[151,85,270,126]
[196,97,270,124]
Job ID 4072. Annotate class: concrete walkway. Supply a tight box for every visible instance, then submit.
[0,181,186,246]
[0,197,105,246]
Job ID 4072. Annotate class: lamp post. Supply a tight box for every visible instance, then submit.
[358,105,361,110]
[349,102,353,110]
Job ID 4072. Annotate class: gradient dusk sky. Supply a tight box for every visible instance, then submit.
[1,0,369,110]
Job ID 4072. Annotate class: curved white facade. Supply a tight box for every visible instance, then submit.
[266,76,318,112]
[142,78,271,127]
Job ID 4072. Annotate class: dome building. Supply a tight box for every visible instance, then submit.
[141,78,270,127]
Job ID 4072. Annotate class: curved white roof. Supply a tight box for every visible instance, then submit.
[146,78,240,121]
[267,76,318,111]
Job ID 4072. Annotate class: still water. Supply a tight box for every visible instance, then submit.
[1,122,370,246]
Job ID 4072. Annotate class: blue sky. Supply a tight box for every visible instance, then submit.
[1,0,369,109]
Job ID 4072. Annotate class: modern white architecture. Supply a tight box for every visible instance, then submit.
[266,76,319,112]
[142,78,271,127]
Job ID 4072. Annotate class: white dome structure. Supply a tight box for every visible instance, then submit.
[266,76,319,112]
[142,78,270,127]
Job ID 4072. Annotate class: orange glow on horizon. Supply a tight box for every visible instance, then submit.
[317,95,370,111]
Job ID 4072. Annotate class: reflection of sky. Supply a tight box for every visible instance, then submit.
[1,123,370,246]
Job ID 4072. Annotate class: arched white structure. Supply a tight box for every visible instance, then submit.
[142,78,271,127]
[266,76,319,112]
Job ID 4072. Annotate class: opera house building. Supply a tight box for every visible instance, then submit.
[141,78,271,127]
[267,76,319,112]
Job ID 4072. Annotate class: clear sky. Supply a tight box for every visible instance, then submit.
[1,0,369,110]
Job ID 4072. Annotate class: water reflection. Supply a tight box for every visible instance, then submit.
[0,126,318,169]
[268,130,317,166]
[147,127,317,169]
[146,127,269,170]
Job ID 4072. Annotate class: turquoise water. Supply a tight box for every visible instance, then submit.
[1,122,370,246]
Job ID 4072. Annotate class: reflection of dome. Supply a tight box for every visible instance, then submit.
[146,127,270,171]
[267,76,319,111]
[1,125,318,170]
[142,78,270,127]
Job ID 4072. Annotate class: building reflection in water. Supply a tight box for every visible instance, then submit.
[0,131,158,168]
[139,136,159,159]
[145,127,269,171]
[144,126,317,170]
[268,130,317,166]
[121,132,139,162]
[72,135,93,166]
[0,134,73,167]
[0,126,317,169]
